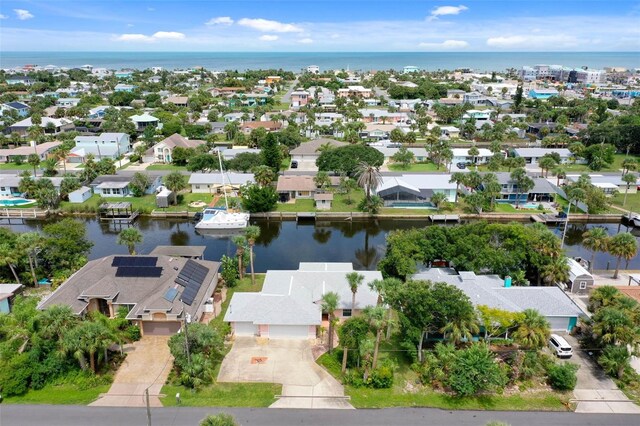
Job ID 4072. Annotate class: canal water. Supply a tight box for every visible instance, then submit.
[2,218,640,272]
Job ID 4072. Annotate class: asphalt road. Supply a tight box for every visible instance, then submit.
[1,405,639,426]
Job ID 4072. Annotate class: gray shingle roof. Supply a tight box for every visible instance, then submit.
[289,138,347,156]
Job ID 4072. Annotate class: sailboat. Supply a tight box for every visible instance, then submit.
[195,151,250,230]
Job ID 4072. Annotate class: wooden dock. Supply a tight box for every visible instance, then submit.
[428,214,460,223]
[98,202,139,223]
[531,214,567,224]
[0,208,49,221]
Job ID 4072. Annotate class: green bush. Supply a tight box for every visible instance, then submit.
[220,255,239,287]
[369,365,394,389]
[546,363,578,391]
[343,370,365,388]
[0,353,31,396]
[448,343,508,396]
[125,324,141,342]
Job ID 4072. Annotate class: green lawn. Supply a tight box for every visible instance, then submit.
[161,275,281,407]
[562,154,635,173]
[609,191,640,214]
[146,164,188,171]
[317,337,570,411]
[4,382,110,405]
[388,162,440,172]
[0,163,34,170]
[59,193,217,214]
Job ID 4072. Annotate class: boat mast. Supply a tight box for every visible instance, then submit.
[217,150,229,211]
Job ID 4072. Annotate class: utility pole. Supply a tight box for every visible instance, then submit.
[183,303,191,365]
[145,388,151,426]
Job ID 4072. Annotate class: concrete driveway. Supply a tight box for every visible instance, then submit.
[218,337,353,409]
[90,336,173,408]
[561,334,640,414]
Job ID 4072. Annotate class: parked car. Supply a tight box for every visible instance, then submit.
[549,334,573,358]
[291,160,298,169]
[456,162,466,169]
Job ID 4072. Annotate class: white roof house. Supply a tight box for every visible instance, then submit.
[224,263,382,339]
[189,172,254,193]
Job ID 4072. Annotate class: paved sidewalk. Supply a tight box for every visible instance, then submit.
[90,336,173,407]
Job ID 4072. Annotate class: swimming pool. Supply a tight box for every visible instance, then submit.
[391,202,437,209]
[518,202,542,209]
[0,198,36,207]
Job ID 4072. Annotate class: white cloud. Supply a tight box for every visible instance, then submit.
[298,38,313,44]
[126,23,134,28]
[428,5,468,20]
[115,33,154,42]
[206,16,234,26]
[152,31,186,40]
[14,9,34,20]
[115,31,186,42]
[0,14,7,19]
[238,18,303,33]
[418,40,468,49]
[486,35,578,48]
[259,34,279,41]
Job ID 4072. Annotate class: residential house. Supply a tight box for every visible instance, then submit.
[439,126,460,139]
[6,76,35,86]
[566,174,638,195]
[188,172,255,194]
[114,83,137,93]
[306,65,320,74]
[0,284,23,314]
[229,93,269,107]
[0,141,62,164]
[290,89,310,108]
[219,147,261,161]
[143,133,205,164]
[70,133,131,163]
[1,101,30,117]
[290,138,348,168]
[90,174,162,197]
[513,148,574,165]
[488,172,558,203]
[566,258,594,295]
[452,148,494,165]
[210,87,245,97]
[165,96,188,107]
[314,192,333,210]
[114,70,133,79]
[462,92,488,106]
[359,109,409,124]
[130,112,159,131]
[361,123,395,140]
[224,263,382,339]
[38,254,220,336]
[374,146,428,162]
[265,76,282,85]
[413,268,586,332]
[0,175,64,197]
[276,175,317,202]
[337,86,373,98]
[375,174,457,206]
[240,121,282,134]
[68,186,93,204]
[92,68,111,78]
[55,98,81,108]
[7,116,74,136]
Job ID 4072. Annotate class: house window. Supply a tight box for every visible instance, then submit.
[113,188,121,195]
[579,281,587,289]
[195,185,200,189]
[102,188,111,195]
[342,309,352,317]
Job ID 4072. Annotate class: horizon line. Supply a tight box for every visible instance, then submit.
[2,50,639,54]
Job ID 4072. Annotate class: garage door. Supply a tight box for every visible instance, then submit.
[234,322,258,336]
[547,317,571,331]
[143,321,182,335]
[269,325,309,339]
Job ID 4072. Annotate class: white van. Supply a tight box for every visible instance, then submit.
[549,334,573,358]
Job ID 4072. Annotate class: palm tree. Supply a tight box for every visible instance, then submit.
[582,227,609,272]
[449,172,467,203]
[592,307,637,346]
[588,286,620,313]
[346,272,364,311]
[164,171,188,204]
[321,292,340,353]
[338,316,369,373]
[199,413,238,426]
[362,305,388,370]
[355,161,382,201]
[541,256,570,286]
[117,227,143,255]
[440,312,480,345]
[552,166,566,186]
[17,232,44,286]
[37,305,78,341]
[513,309,550,350]
[56,149,69,174]
[232,235,247,279]
[28,153,40,177]
[252,165,276,187]
[599,346,631,379]
[0,243,21,283]
[510,168,534,209]
[621,173,637,207]
[608,232,638,279]
[244,225,260,286]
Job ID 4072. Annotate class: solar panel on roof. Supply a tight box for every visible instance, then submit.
[163,287,178,302]
[176,260,210,305]
[112,256,158,267]
[115,266,163,278]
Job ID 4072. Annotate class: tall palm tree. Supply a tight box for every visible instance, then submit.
[608,232,638,279]
[36,305,78,341]
[231,235,247,279]
[513,309,550,350]
[582,227,609,272]
[17,232,44,287]
[244,226,261,286]
[321,292,340,353]
[541,256,570,286]
[338,316,370,373]
[449,172,467,203]
[440,312,480,345]
[0,243,21,283]
[592,307,637,346]
[362,305,388,370]
[588,286,620,313]
[117,228,143,255]
[346,272,364,311]
[552,166,566,186]
[355,161,382,201]
[621,173,637,207]
[599,346,631,379]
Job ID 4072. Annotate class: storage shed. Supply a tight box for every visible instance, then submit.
[566,258,594,295]
[156,187,176,208]
[68,186,92,204]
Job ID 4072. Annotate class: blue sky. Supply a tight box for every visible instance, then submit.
[1,0,639,51]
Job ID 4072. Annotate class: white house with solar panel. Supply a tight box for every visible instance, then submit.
[224,263,382,339]
[38,252,220,336]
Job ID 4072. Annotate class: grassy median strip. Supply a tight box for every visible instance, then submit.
[4,383,111,405]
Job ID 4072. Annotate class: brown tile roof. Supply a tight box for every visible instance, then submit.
[166,96,188,104]
[276,175,317,192]
[615,286,640,303]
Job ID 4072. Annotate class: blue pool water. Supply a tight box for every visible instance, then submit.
[519,202,543,209]
[0,198,35,207]
[391,202,436,209]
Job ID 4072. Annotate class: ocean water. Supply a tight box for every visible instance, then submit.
[1,51,638,72]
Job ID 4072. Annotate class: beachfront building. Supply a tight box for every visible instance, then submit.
[403,66,420,74]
